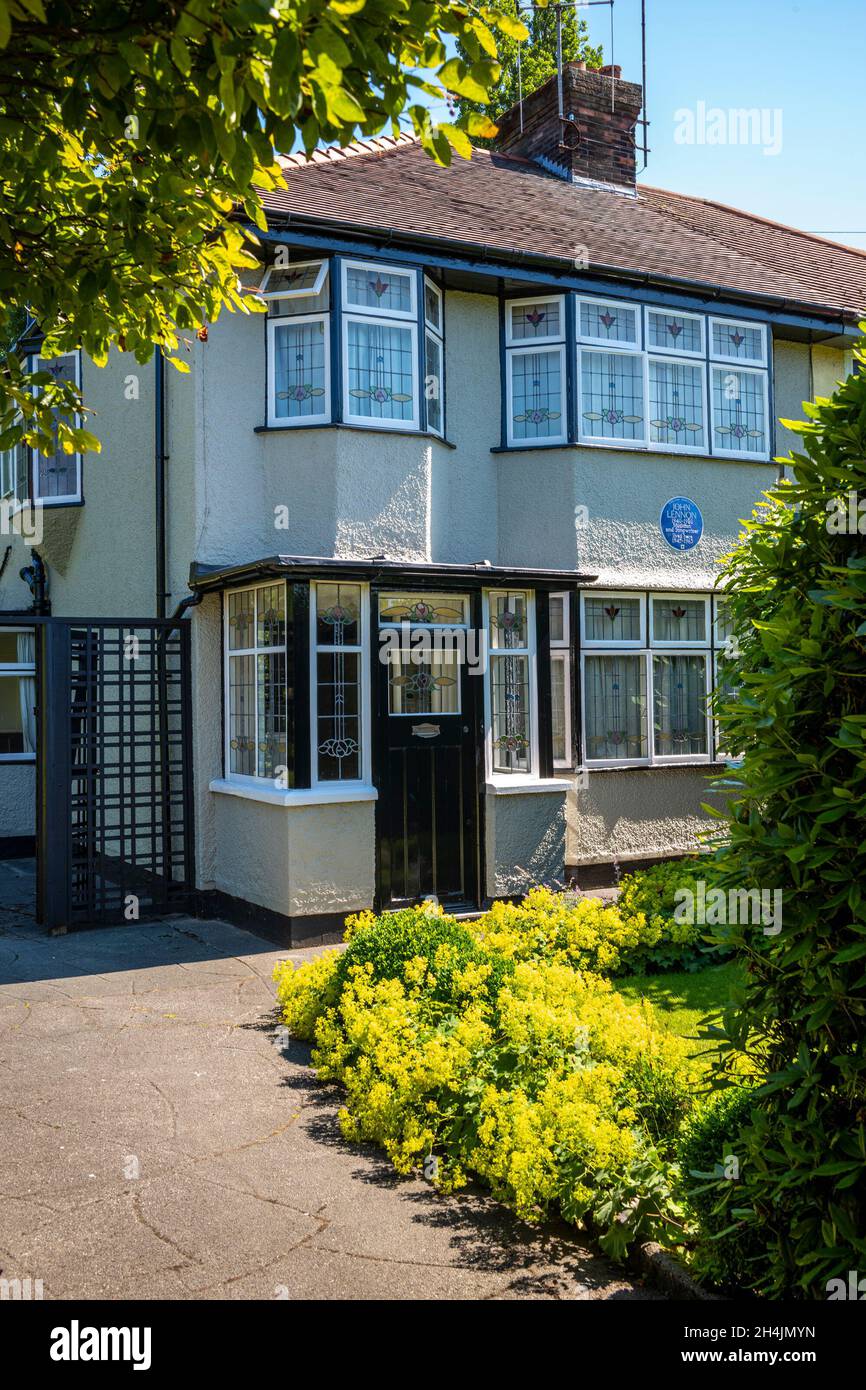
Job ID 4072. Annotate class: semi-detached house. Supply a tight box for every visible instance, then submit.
[1,62,865,942]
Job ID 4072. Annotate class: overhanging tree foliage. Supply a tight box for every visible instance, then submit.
[704,335,866,1296]
[0,0,528,466]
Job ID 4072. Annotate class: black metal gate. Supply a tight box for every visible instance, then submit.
[38,619,195,930]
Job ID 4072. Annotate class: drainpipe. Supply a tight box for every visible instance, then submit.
[19,550,50,614]
[155,348,167,618]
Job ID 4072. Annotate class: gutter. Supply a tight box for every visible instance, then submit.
[249,216,862,333]
[189,555,599,593]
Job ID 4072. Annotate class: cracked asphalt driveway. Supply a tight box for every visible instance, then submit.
[0,865,663,1301]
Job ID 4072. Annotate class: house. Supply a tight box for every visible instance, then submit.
[1,62,864,942]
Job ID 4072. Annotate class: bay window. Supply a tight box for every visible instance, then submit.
[225,584,287,780]
[265,259,331,427]
[30,351,82,504]
[424,277,445,438]
[312,580,368,784]
[342,260,418,430]
[580,591,719,767]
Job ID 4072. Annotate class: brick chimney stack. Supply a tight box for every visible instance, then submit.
[494,62,643,189]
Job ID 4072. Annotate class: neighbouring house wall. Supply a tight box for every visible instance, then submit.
[0,763,35,841]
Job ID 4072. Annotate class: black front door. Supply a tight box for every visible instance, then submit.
[374,591,480,910]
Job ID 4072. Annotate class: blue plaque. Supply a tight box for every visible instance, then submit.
[660,497,703,552]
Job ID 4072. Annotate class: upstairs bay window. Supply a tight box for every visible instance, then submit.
[264,256,444,436]
[503,291,770,459]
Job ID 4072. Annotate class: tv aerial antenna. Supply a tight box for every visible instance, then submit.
[514,1,650,172]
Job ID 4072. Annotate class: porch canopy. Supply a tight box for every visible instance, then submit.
[189,555,598,592]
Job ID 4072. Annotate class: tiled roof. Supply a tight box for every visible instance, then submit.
[262,136,866,320]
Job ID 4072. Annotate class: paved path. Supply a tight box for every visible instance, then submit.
[0,861,661,1301]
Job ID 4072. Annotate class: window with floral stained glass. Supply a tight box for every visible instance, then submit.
[581,592,645,646]
[487,590,533,773]
[224,584,287,781]
[579,349,645,443]
[650,595,710,646]
[648,357,706,451]
[505,297,566,447]
[710,365,768,457]
[645,308,704,357]
[583,654,647,762]
[549,592,572,769]
[652,654,709,758]
[342,260,418,430]
[424,277,444,437]
[266,260,330,426]
[313,581,367,784]
[32,351,82,503]
[709,317,767,366]
[578,298,640,349]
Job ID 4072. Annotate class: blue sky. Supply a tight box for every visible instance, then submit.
[578,0,866,249]
[420,0,865,251]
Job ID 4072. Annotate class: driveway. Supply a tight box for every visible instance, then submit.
[0,861,662,1301]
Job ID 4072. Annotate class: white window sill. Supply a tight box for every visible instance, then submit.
[484,776,573,796]
[210,778,378,808]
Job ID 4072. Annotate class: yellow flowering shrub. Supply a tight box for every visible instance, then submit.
[274,903,696,1258]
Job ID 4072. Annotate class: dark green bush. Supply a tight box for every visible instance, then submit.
[703,335,866,1296]
[677,1089,765,1289]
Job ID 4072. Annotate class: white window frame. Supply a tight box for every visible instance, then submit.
[505,342,567,449]
[649,649,714,765]
[424,276,445,439]
[577,345,647,448]
[341,258,417,322]
[222,583,288,785]
[342,313,420,432]
[713,592,734,649]
[579,649,650,769]
[259,258,328,301]
[645,305,705,359]
[577,294,642,351]
[0,626,36,763]
[549,591,572,770]
[646,352,709,456]
[505,293,566,348]
[709,315,768,367]
[709,362,771,460]
[266,312,331,428]
[31,350,82,506]
[649,593,711,650]
[483,588,538,778]
[310,580,371,789]
[580,590,646,649]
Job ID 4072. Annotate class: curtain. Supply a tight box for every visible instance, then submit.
[17,631,36,754]
[652,655,707,756]
[584,654,647,761]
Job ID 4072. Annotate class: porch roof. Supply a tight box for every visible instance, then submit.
[189,555,599,591]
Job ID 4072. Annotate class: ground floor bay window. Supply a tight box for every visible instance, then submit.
[579,591,729,767]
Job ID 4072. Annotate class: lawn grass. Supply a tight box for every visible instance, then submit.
[617,960,742,1058]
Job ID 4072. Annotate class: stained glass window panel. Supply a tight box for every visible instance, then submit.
[316,651,361,781]
[379,593,469,626]
[711,367,766,455]
[652,654,708,757]
[228,654,256,775]
[424,279,442,333]
[710,320,765,364]
[256,583,286,648]
[579,300,639,346]
[264,260,325,297]
[346,320,415,423]
[388,651,460,715]
[549,595,565,644]
[510,348,564,441]
[551,655,567,764]
[36,353,79,499]
[257,653,287,778]
[509,298,562,342]
[646,309,703,355]
[316,583,361,646]
[227,591,255,651]
[272,321,327,420]
[583,594,642,644]
[345,263,413,316]
[584,654,647,761]
[489,591,528,650]
[649,359,705,449]
[580,350,645,441]
[492,653,530,772]
[425,332,443,435]
[651,597,708,644]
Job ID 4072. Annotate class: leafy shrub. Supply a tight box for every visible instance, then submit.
[677,1088,765,1289]
[701,339,866,1296]
[275,907,697,1261]
[468,870,718,979]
